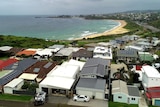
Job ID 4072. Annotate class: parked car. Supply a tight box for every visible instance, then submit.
[34,91,47,106]
[73,95,90,102]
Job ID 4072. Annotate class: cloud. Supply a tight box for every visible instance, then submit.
[0,0,160,15]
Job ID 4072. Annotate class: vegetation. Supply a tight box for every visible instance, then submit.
[0,94,32,102]
[109,102,138,107]
[149,19,160,29]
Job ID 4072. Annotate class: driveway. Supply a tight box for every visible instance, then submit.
[48,96,108,107]
[68,99,108,107]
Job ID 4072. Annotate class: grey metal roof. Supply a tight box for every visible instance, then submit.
[117,50,138,58]
[84,58,110,67]
[48,44,65,49]
[80,64,105,77]
[76,78,106,90]
[127,85,140,97]
[5,58,38,71]
[72,49,93,58]
[0,58,38,86]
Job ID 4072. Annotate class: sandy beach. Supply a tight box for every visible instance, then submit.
[75,20,129,40]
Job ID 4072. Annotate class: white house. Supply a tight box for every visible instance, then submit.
[4,78,24,94]
[39,63,80,96]
[141,65,160,90]
[93,46,112,60]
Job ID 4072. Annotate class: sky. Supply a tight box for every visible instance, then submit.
[0,0,160,15]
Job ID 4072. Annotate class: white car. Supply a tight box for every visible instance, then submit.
[73,95,90,102]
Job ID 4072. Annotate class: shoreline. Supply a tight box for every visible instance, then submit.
[75,20,129,40]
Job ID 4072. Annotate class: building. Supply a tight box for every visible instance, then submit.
[75,58,110,100]
[39,62,81,96]
[0,58,18,70]
[116,49,138,63]
[93,46,112,60]
[112,80,140,104]
[145,87,160,106]
[19,61,56,82]
[138,52,155,62]
[0,58,38,90]
[54,48,74,60]
[76,78,106,99]
[141,65,160,90]
[3,78,24,94]
[72,49,93,61]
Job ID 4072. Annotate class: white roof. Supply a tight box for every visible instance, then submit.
[68,47,84,52]
[94,46,109,53]
[35,48,53,56]
[4,78,23,88]
[40,76,75,90]
[19,73,38,80]
[0,46,12,51]
[48,64,80,79]
[141,65,160,78]
[93,46,112,59]
[125,45,144,51]
[55,48,73,56]
[61,59,85,70]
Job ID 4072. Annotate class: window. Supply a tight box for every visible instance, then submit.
[132,98,135,100]
[118,96,122,99]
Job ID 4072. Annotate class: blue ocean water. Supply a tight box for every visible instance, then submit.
[0,15,119,40]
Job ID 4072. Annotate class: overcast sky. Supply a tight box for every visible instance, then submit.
[0,0,160,15]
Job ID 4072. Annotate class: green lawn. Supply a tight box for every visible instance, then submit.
[0,94,33,102]
[109,102,138,107]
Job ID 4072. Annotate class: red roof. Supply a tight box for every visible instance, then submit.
[0,60,4,65]
[0,58,18,70]
[16,50,36,56]
[136,65,142,70]
[145,87,160,99]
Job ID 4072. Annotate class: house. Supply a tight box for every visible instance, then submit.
[75,58,110,100]
[116,49,138,63]
[39,62,80,96]
[0,58,38,89]
[19,61,56,82]
[54,48,74,60]
[138,52,155,62]
[48,44,65,52]
[0,58,18,70]
[125,45,145,52]
[33,49,55,59]
[72,49,93,61]
[145,87,160,106]
[0,46,12,52]
[61,59,85,70]
[141,65,160,90]
[3,78,24,94]
[76,78,106,99]
[16,49,37,56]
[93,46,112,60]
[112,80,140,104]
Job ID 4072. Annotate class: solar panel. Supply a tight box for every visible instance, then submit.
[33,68,40,73]
[44,62,52,68]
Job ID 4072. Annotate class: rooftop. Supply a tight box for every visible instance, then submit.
[127,85,140,97]
[4,78,23,88]
[141,65,160,78]
[117,49,138,58]
[112,80,128,95]
[76,78,106,90]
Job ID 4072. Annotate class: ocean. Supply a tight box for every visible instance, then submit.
[0,15,119,40]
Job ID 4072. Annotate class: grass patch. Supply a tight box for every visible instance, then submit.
[0,94,33,102]
[109,101,138,107]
